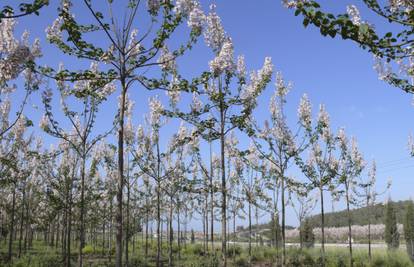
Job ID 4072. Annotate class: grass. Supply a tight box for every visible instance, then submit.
[1,240,414,266]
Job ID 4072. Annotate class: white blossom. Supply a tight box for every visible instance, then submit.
[317,104,330,130]
[167,75,180,107]
[209,39,235,75]
[275,71,292,98]
[46,16,63,41]
[236,55,246,78]
[127,29,141,58]
[347,5,362,26]
[204,4,226,51]
[191,92,202,112]
[99,82,116,99]
[373,56,392,81]
[148,96,164,127]
[158,46,176,72]
[408,134,414,157]
[147,0,161,14]
[188,3,205,30]
[174,0,196,15]
[241,57,273,102]
[39,114,49,131]
[298,93,312,129]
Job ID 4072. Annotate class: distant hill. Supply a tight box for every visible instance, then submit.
[235,200,411,242]
[307,200,410,228]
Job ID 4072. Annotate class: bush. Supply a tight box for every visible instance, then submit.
[285,249,315,267]
[226,245,242,257]
[82,244,94,254]
[183,244,205,256]
[234,255,249,267]
[12,252,61,267]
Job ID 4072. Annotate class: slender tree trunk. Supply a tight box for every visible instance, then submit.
[78,153,86,267]
[125,156,130,267]
[346,185,353,267]
[18,186,25,258]
[168,195,173,267]
[205,191,209,251]
[145,207,149,258]
[24,197,30,254]
[177,205,181,263]
[233,211,236,260]
[367,198,372,262]
[109,199,113,263]
[8,183,17,263]
[116,82,127,267]
[102,207,106,257]
[209,140,214,251]
[255,206,259,247]
[248,200,252,266]
[281,175,286,266]
[320,187,325,266]
[219,90,227,267]
[156,142,162,267]
[67,189,73,267]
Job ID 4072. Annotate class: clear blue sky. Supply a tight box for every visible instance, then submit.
[10,1,414,228]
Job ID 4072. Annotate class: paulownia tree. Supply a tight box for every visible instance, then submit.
[249,72,313,265]
[42,1,206,265]
[337,128,365,267]
[285,0,414,93]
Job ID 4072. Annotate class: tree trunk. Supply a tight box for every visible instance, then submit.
[8,183,17,263]
[156,142,162,267]
[67,188,73,267]
[320,187,325,266]
[18,186,25,258]
[346,185,353,267]
[281,175,286,266]
[209,140,214,251]
[145,207,149,258]
[177,205,181,263]
[248,200,252,266]
[168,195,173,267]
[125,157,130,267]
[78,152,87,267]
[367,198,372,262]
[233,211,236,259]
[219,91,227,267]
[116,84,126,267]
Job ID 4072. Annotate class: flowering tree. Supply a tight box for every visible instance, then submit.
[0,16,41,139]
[289,185,317,248]
[0,116,42,263]
[133,97,191,267]
[43,1,205,265]
[40,61,114,267]
[337,129,365,267]
[297,103,338,264]
[285,0,414,93]
[164,5,273,263]
[250,73,313,264]
[356,159,390,260]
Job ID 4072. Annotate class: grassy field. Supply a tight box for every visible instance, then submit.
[1,241,414,266]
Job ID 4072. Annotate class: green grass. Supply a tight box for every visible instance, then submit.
[1,240,414,266]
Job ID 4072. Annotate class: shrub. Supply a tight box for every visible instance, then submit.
[82,245,94,254]
[234,255,249,267]
[184,244,205,256]
[226,245,242,257]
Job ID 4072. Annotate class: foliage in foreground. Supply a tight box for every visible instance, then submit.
[4,242,414,267]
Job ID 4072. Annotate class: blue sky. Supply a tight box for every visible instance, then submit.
[9,1,414,228]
